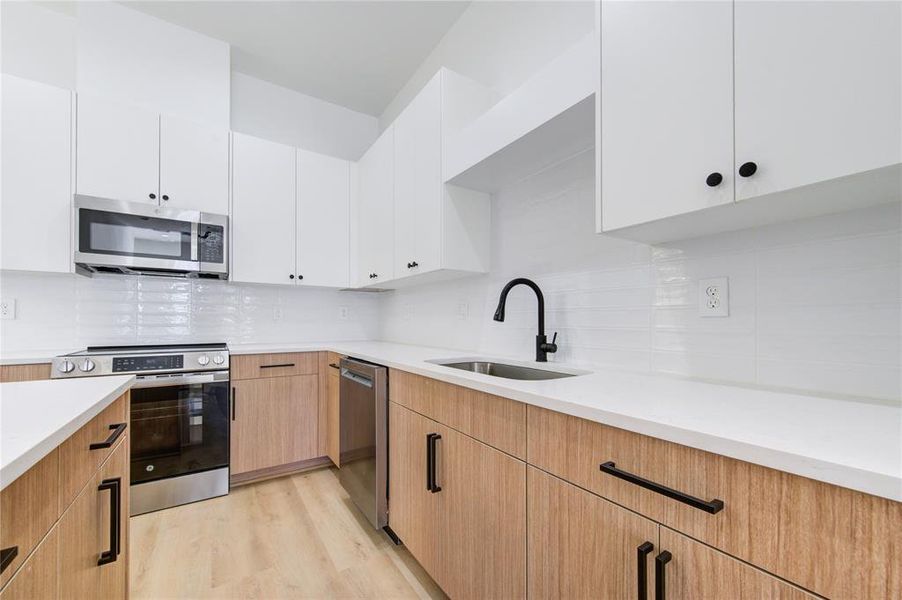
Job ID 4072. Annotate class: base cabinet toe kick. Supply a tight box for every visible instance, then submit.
[386,370,901,600]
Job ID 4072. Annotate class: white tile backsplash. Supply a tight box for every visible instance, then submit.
[1,149,898,400]
[378,150,902,401]
[0,272,380,352]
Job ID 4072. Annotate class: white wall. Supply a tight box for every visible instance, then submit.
[231,72,378,161]
[76,1,230,130]
[0,1,76,90]
[380,0,596,128]
[379,151,902,401]
[0,273,381,353]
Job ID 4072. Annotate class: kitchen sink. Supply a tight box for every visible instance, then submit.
[429,359,585,381]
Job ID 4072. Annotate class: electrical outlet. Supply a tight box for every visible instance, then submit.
[698,277,729,317]
[272,306,283,321]
[456,302,469,320]
[338,306,350,321]
[0,298,16,320]
[402,304,414,321]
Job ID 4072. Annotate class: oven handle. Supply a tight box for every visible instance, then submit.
[132,371,230,389]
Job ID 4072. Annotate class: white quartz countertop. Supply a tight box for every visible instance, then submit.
[0,375,134,489]
[232,340,902,501]
[5,341,900,500]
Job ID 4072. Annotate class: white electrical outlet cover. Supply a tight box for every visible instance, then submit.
[698,277,729,317]
[0,298,15,320]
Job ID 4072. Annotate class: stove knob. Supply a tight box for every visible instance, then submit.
[197,355,210,366]
[212,354,224,365]
[58,360,75,374]
[80,359,95,373]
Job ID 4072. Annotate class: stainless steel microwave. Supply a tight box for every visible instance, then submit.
[74,196,228,279]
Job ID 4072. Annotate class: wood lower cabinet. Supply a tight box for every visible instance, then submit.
[230,374,319,475]
[325,354,341,466]
[528,466,658,599]
[388,401,526,599]
[0,529,59,600]
[59,439,129,600]
[0,364,51,383]
[658,528,815,600]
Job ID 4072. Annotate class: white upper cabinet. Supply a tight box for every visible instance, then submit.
[159,114,229,214]
[296,148,351,288]
[1,75,73,273]
[600,0,734,231]
[599,0,902,242]
[393,74,442,279]
[356,125,395,286]
[734,0,901,200]
[76,94,230,213]
[76,94,160,204]
[231,133,297,286]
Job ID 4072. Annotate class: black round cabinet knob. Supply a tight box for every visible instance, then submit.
[162,195,169,201]
[289,274,295,279]
[297,275,303,280]
[149,193,156,200]
[738,162,758,178]
[706,172,723,187]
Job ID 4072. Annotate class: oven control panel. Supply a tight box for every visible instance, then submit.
[113,354,184,373]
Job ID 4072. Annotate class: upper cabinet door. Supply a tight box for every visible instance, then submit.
[600,0,734,231]
[734,1,902,201]
[76,95,159,204]
[231,133,297,286]
[394,75,442,278]
[357,126,395,286]
[1,75,72,273]
[159,115,229,214]
[296,148,350,288]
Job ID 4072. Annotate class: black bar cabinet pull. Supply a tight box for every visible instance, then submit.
[426,433,435,491]
[89,423,127,450]
[97,477,121,566]
[426,433,442,493]
[637,541,654,600]
[655,550,671,600]
[260,363,295,369]
[600,461,724,514]
[0,546,18,574]
[328,363,340,369]
[231,387,236,421]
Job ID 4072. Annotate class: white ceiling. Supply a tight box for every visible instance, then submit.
[119,1,471,116]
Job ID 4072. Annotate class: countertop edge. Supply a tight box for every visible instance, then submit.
[0,375,134,490]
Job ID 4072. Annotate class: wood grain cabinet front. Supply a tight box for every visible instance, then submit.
[0,450,60,588]
[527,405,902,599]
[0,529,59,600]
[58,438,129,600]
[389,402,526,599]
[230,374,319,475]
[230,352,319,381]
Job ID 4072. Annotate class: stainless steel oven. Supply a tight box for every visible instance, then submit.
[52,343,231,515]
[74,195,228,278]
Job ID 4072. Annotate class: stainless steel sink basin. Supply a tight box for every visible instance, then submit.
[435,360,580,381]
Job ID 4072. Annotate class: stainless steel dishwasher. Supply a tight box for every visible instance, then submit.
[338,357,388,530]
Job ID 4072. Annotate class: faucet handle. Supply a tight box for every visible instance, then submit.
[542,332,558,354]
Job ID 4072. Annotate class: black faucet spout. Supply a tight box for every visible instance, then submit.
[493,277,556,362]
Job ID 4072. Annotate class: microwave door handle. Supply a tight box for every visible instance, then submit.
[190,222,199,261]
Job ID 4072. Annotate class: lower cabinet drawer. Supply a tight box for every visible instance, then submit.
[58,393,129,510]
[527,405,902,599]
[231,352,319,380]
[0,450,60,588]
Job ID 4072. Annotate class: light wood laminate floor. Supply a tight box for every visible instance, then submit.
[130,467,445,599]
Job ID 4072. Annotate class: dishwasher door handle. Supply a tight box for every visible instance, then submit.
[341,368,373,388]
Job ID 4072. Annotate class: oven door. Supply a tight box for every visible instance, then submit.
[74,195,228,275]
[129,371,230,485]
